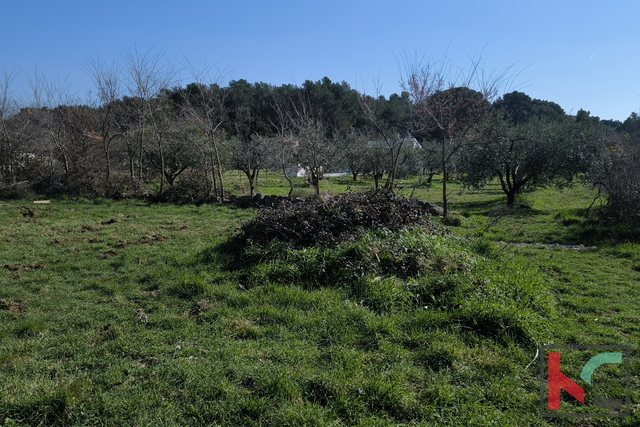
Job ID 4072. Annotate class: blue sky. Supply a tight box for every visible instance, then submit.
[1,0,638,121]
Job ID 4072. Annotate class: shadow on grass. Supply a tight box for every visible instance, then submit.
[558,219,640,246]
[453,197,548,218]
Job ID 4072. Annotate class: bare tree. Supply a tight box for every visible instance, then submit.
[26,70,78,183]
[399,50,518,216]
[174,58,233,201]
[358,89,413,190]
[0,68,23,185]
[122,47,177,183]
[85,56,122,185]
[145,99,201,197]
[285,91,341,197]
[267,88,298,198]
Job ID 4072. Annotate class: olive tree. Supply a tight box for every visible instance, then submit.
[459,116,604,206]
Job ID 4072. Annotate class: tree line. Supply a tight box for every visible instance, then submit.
[1,51,639,221]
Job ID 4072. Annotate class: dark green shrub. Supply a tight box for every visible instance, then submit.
[442,215,462,227]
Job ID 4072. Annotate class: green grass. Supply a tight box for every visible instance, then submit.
[0,177,639,426]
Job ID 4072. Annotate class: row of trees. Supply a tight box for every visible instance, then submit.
[1,51,638,220]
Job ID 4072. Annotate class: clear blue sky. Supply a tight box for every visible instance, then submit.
[1,0,638,121]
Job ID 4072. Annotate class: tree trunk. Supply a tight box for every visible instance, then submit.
[282,165,293,199]
[159,145,165,197]
[103,136,113,183]
[209,133,224,200]
[138,125,145,181]
[311,171,320,196]
[440,136,452,217]
[243,167,257,197]
[373,172,381,190]
[209,151,218,198]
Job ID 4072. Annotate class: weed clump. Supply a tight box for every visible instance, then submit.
[232,191,438,249]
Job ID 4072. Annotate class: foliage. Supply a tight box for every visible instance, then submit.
[0,50,636,208]
[459,116,604,206]
[495,91,565,124]
[593,137,640,225]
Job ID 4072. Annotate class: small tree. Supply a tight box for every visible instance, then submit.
[285,90,342,197]
[591,133,640,224]
[0,68,26,185]
[85,56,122,185]
[227,134,269,196]
[339,130,369,182]
[460,116,603,206]
[268,87,298,198]
[358,92,413,189]
[122,47,176,183]
[400,52,517,216]
[178,80,228,201]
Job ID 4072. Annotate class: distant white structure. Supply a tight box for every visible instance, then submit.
[286,166,347,178]
[367,137,421,150]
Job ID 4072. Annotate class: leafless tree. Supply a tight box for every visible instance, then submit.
[0,68,23,185]
[179,61,229,201]
[283,90,341,197]
[85,56,122,185]
[26,70,78,183]
[358,91,413,190]
[122,47,177,183]
[267,90,297,198]
[399,50,519,216]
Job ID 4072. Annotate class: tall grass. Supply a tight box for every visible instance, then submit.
[0,181,639,425]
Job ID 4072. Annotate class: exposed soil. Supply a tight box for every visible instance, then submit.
[3,263,46,272]
[0,299,26,313]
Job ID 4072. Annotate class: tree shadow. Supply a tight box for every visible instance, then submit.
[452,196,546,218]
[555,217,640,246]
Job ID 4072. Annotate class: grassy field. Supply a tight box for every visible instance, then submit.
[0,174,638,426]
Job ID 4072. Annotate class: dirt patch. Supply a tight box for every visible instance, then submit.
[0,299,26,313]
[140,233,168,244]
[117,233,169,248]
[81,225,102,233]
[3,263,45,272]
[187,300,213,317]
[142,289,160,297]
[97,323,123,341]
[99,249,119,259]
[135,308,149,323]
[101,218,118,225]
[18,206,34,218]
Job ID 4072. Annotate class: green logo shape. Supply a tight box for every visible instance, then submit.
[580,352,622,384]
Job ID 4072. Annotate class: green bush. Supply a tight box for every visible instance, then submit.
[224,226,552,346]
